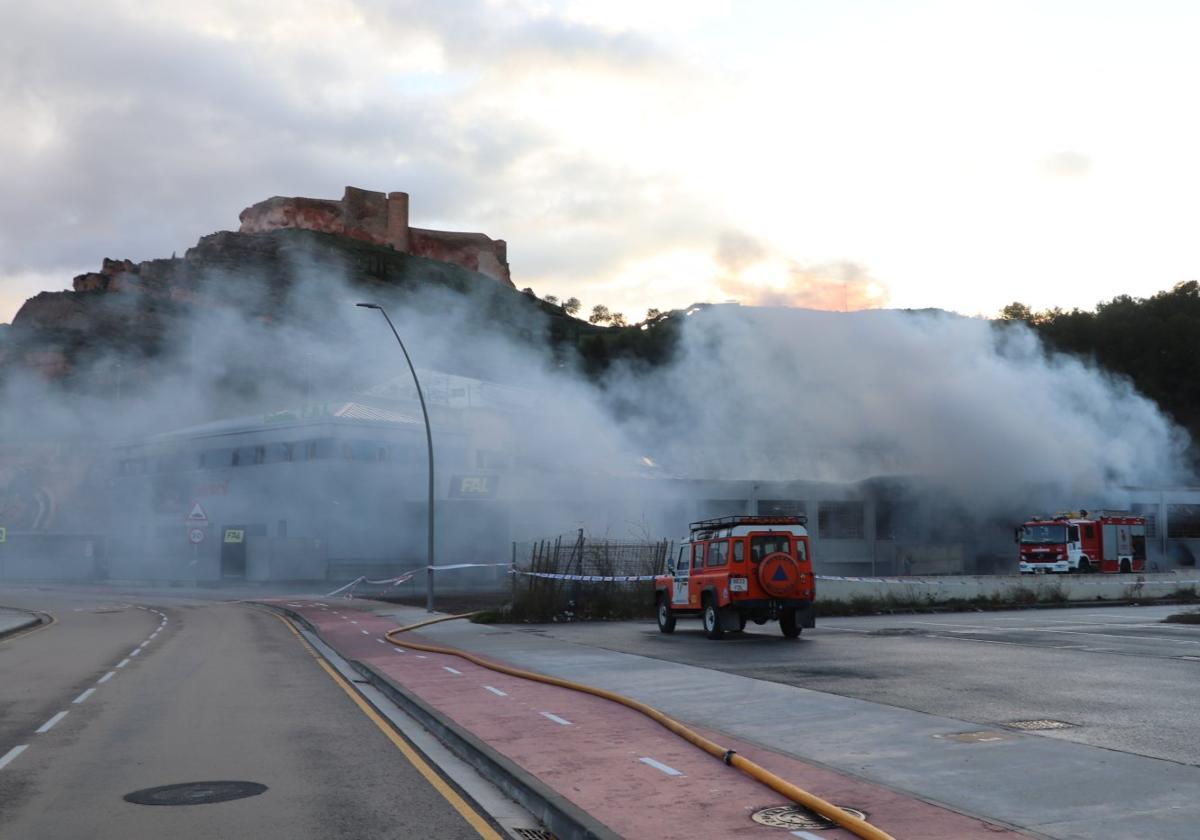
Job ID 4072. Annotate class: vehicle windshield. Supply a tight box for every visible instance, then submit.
[1021,524,1067,544]
[750,535,791,561]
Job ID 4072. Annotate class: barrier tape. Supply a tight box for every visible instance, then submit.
[515,571,659,583]
[815,574,1200,586]
[324,572,416,599]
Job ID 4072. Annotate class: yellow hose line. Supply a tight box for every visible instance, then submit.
[385,612,896,840]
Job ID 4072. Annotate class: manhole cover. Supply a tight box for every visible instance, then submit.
[751,804,867,830]
[512,829,556,840]
[1005,719,1076,731]
[124,781,267,806]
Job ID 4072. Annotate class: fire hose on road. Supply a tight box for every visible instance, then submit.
[386,612,897,840]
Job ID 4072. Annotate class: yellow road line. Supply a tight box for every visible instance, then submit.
[271,611,503,840]
[0,611,56,646]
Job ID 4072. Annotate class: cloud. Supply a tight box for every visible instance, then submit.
[713,230,889,311]
[1042,151,1092,178]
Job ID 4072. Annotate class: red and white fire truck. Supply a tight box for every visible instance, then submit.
[1017,510,1147,574]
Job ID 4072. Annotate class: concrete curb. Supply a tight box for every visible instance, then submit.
[0,610,44,641]
[268,604,619,840]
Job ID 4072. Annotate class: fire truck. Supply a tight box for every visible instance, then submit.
[654,515,816,640]
[1017,510,1147,574]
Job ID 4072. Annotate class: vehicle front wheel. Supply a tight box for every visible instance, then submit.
[703,598,725,640]
[656,597,676,634]
[738,613,747,631]
[780,609,801,639]
[1077,558,1091,574]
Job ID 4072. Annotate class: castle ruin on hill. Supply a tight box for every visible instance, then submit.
[237,186,513,287]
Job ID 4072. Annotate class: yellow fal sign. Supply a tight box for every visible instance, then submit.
[223,529,245,544]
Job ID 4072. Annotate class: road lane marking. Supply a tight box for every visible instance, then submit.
[350,620,359,624]
[484,686,507,696]
[116,658,130,668]
[0,745,29,770]
[639,757,683,776]
[98,671,116,684]
[376,638,387,644]
[270,612,503,840]
[443,667,462,675]
[139,641,149,648]
[392,647,405,653]
[791,832,823,840]
[36,711,68,733]
[416,655,428,659]
[361,630,370,635]
[130,649,141,657]
[73,688,96,704]
[540,712,572,726]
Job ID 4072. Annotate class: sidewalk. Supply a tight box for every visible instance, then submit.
[266,598,1033,840]
[0,606,40,640]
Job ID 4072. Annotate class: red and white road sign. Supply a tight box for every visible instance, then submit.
[187,501,209,522]
[188,527,206,545]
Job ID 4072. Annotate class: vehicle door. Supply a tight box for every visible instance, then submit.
[688,542,706,608]
[672,544,691,606]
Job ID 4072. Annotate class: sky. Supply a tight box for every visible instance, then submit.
[2,0,1200,325]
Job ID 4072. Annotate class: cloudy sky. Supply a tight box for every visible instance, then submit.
[3,0,1199,324]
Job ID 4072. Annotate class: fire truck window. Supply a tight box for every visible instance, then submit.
[1083,525,1095,539]
[732,541,745,563]
[1068,526,1080,542]
[692,543,706,569]
[707,540,728,567]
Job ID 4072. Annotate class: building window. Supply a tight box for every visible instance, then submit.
[277,519,287,538]
[818,501,865,539]
[1131,504,1158,538]
[758,499,805,517]
[1167,505,1200,539]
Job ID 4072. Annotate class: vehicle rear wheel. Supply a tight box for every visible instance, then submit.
[656,596,676,634]
[1077,558,1091,574]
[780,609,801,639]
[1120,559,1132,574]
[738,613,747,631]
[703,598,724,640]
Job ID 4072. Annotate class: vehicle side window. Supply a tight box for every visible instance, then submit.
[732,541,745,563]
[1083,525,1095,539]
[1068,526,1080,542]
[692,543,705,569]
[707,540,728,567]
[796,539,807,562]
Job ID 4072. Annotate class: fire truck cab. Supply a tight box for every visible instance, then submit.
[654,515,816,640]
[1017,510,1147,574]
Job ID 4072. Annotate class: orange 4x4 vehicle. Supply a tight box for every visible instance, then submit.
[654,515,816,640]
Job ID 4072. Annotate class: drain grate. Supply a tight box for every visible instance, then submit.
[751,804,867,830]
[124,781,268,806]
[1005,719,1077,731]
[511,829,556,840]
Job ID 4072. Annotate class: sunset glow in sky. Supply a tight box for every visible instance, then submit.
[3,0,1199,323]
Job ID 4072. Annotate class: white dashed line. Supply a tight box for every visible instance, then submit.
[791,832,824,840]
[639,756,684,776]
[116,658,131,669]
[376,638,387,644]
[484,686,507,696]
[350,620,359,625]
[0,745,29,770]
[360,630,370,635]
[36,711,68,734]
[130,649,141,658]
[138,641,149,648]
[73,688,96,704]
[416,655,428,659]
[443,667,462,675]
[97,671,116,684]
[540,712,572,726]
[392,647,405,653]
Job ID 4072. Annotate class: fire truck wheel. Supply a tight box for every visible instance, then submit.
[780,609,801,639]
[656,596,676,634]
[1077,558,1092,573]
[703,598,725,640]
[1120,559,1132,574]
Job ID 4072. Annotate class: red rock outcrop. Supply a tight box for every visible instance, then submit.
[238,186,512,287]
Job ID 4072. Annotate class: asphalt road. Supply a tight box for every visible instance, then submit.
[513,603,1200,766]
[0,587,491,840]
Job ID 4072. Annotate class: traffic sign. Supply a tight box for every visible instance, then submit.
[187,501,209,522]
[188,527,206,545]
[224,529,245,544]
[0,526,6,543]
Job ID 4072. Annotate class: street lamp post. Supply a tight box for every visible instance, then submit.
[356,302,436,612]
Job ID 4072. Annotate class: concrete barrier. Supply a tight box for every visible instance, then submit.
[814,571,1200,604]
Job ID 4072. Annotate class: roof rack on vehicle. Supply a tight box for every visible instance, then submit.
[688,514,808,533]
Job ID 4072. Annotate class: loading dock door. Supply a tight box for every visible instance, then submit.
[221,526,247,578]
